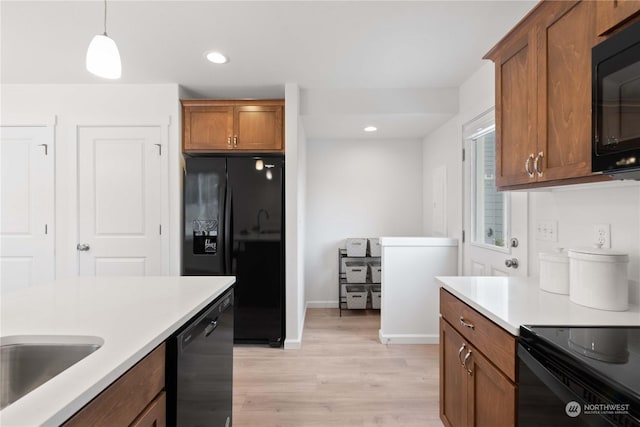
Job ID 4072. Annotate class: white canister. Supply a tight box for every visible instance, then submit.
[568,246,629,311]
[539,248,569,295]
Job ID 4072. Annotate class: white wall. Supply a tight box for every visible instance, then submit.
[422,62,496,269]
[284,83,307,349]
[1,84,181,278]
[529,183,640,304]
[305,138,423,306]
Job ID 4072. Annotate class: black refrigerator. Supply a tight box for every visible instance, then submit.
[183,154,285,347]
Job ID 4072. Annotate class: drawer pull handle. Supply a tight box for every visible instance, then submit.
[463,350,473,376]
[459,317,475,330]
[457,343,466,365]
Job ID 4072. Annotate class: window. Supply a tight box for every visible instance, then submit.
[464,109,509,250]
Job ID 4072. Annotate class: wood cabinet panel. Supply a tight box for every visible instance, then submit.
[496,32,536,187]
[467,346,516,427]
[440,318,467,427]
[235,105,284,151]
[183,106,234,152]
[537,0,596,182]
[63,343,165,427]
[131,392,166,427]
[597,0,640,35]
[440,289,516,382]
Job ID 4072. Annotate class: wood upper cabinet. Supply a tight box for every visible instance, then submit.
[182,100,284,153]
[596,0,640,35]
[439,289,517,427]
[537,0,598,182]
[486,1,609,190]
[493,30,537,187]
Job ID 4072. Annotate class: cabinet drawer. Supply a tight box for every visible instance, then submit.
[131,392,166,427]
[64,343,165,427]
[440,289,516,381]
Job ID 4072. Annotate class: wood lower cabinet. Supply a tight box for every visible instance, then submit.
[63,343,165,427]
[182,100,284,153]
[486,1,610,190]
[440,289,516,427]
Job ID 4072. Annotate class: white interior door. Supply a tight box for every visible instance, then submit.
[78,126,162,276]
[0,127,54,291]
[462,110,528,277]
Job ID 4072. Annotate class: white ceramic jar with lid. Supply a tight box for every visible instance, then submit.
[539,248,569,295]
[568,245,629,311]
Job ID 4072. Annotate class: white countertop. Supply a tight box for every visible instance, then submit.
[437,276,640,336]
[380,236,458,247]
[0,275,235,427]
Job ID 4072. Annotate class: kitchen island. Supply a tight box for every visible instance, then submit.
[0,276,235,427]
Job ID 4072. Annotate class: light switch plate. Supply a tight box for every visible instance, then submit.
[536,220,558,242]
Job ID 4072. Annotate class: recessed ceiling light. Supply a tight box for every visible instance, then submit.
[364,126,377,132]
[205,51,229,64]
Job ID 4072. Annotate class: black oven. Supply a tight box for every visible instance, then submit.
[593,21,640,180]
[518,326,640,427]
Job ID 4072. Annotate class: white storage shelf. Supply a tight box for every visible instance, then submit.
[338,246,381,316]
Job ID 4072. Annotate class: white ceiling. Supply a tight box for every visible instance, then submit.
[1,0,535,140]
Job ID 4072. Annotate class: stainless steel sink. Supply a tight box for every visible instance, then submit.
[0,336,103,410]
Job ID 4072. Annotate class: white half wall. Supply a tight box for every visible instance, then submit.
[305,138,423,306]
[1,84,181,279]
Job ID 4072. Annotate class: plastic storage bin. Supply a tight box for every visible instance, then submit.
[368,238,381,257]
[346,238,367,257]
[345,261,367,283]
[346,285,367,309]
[370,285,381,309]
[369,261,381,283]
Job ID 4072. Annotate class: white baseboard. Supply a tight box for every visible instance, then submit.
[305,300,339,308]
[378,330,439,345]
[284,301,309,350]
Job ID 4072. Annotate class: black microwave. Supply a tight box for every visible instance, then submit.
[593,20,640,180]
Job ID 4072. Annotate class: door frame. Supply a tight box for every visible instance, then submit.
[72,118,171,276]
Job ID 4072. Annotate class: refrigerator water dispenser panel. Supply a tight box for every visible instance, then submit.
[193,219,218,254]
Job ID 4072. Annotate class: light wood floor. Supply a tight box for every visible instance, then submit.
[233,308,443,427]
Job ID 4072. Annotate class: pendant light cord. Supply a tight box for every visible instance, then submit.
[103,0,108,36]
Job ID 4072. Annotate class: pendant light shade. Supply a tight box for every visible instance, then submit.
[86,34,121,79]
[86,0,121,79]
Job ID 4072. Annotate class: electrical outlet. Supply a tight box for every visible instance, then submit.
[536,220,558,242]
[594,224,611,248]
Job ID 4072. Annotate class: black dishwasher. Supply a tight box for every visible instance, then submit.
[167,288,234,427]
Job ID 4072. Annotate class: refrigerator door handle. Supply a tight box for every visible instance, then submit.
[224,187,232,275]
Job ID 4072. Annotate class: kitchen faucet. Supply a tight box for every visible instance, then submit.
[257,208,270,232]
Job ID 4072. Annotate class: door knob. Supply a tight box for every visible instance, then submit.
[77,243,90,251]
[505,258,519,269]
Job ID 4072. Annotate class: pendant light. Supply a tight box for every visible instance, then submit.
[86,0,121,79]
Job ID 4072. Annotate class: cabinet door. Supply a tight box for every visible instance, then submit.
[440,319,467,427]
[596,0,640,35]
[466,343,516,427]
[183,106,234,151]
[536,1,597,182]
[495,30,537,187]
[234,105,284,151]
